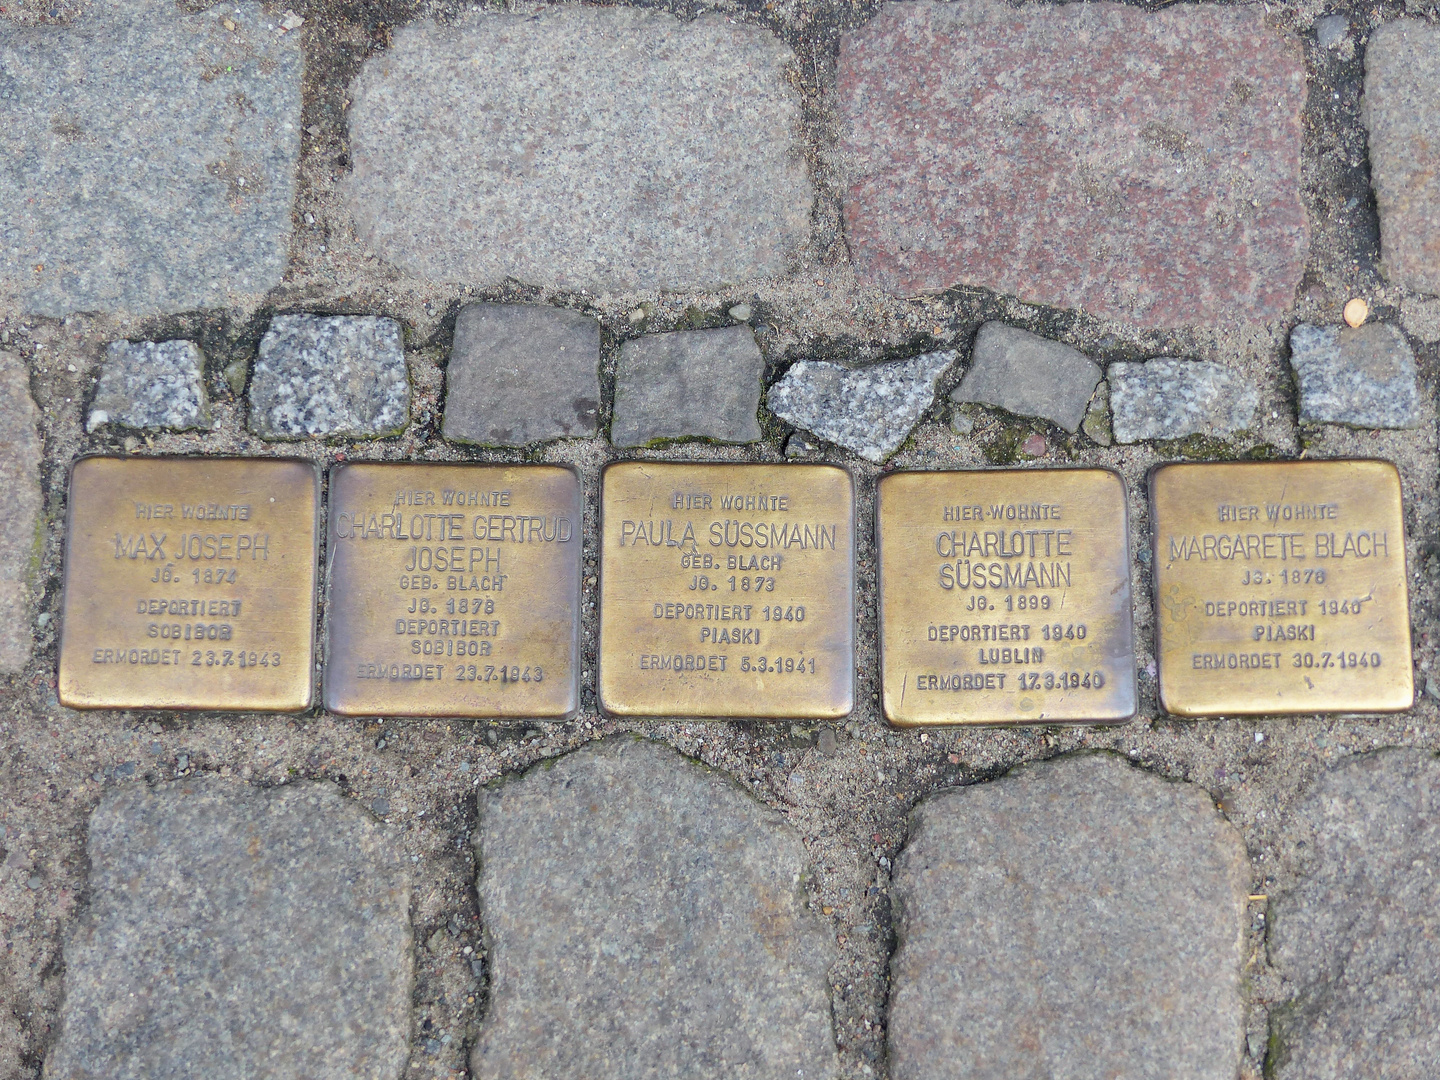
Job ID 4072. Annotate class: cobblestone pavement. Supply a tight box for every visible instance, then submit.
[2,0,1439,1078]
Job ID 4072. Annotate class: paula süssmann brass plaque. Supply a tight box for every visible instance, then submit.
[599,462,855,719]
[323,464,581,719]
[58,457,320,711]
[877,469,1137,726]
[1151,460,1413,716]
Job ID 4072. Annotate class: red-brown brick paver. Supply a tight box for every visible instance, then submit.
[837,1,1308,328]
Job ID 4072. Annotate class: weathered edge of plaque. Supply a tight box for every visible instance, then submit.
[595,459,858,721]
[876,466,1138,729]
[57,454,322,713]
[1146,458,1415,718]
[320,461,583,720]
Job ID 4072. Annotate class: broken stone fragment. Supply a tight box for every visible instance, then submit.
[950,323,1101,433]
[768,349,954,463]
[88,340,212,432]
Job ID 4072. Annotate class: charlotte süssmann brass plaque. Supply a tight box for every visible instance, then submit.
[1152,460,1413,716]
[58,457,319,711]
[324,464,581,718]
[599,462,854,719]
[877,469,1137,726]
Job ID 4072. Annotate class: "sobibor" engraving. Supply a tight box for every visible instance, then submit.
[322,464,581,718]
[58,457,320,711]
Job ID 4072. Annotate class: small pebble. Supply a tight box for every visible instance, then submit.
[26,874,42,891]
[785,432,819,459]
[1315,14,1349,49]
[817,727,838,758]
[627,308,646,324]
[1343,297,1369,327]
[1022,433,1047,457]
[728,304,752,322]
[949,408,975,435]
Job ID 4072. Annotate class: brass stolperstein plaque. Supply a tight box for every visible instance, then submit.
[1151,460,1413,716]
[324,464,581,718]
[599,462,855,719]
[877,469,1137,726]
[58,457,320,711]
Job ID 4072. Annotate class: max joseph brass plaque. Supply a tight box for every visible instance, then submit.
[58,457,320,711]
[599,462,854,719]
[877,469,1137,726]
[1151,460,1413,716]
[324,464,581,718]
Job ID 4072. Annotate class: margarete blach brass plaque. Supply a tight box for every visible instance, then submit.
[58,457,320,711]
[877,469,1137,726]
[1151,460,1413,716]
[324,464,581,718]
[599,462,855,719]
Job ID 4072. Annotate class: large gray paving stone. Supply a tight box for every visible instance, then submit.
[443,304,600,447]
[611,326,763,447]
[1364,21,1440,295]
[0,351,40,674]
[950,322,1101,432]
[1109,357,1258,443]
[87,340,212,433]
[837,1,1307,327]
[249,314,409,440]
[1270,750,1440,1079]
[1288,322,1421,429]
[768,349,953,462]
[890,753,1249,1080]
[473,737,838,1080]
[345,8,811,293]
[45,777,413,1080]
[0,2,301,318]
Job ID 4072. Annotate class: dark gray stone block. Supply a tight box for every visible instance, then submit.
[950,323,1102,432]
[1289,322,1421,429]
[443,304,599,447]
[611,326,763,447]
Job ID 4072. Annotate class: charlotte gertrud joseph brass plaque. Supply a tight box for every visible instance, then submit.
[599,462,855,719]
[58,457,320,711]
[324,464,581,719]
[877,468,1137,726]
[1151,460,1413,716]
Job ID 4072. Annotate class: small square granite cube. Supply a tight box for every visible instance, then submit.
[611,326,763,447]
[87,339,213,432]
[443,304,601,447]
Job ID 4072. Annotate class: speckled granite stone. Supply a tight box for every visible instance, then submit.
[443,304,600,447]
[249,315,409,439]
[1364,21,1440,295]
[890,753,1248,1080]
[950,323,1101,432]
[473,738,838,1080]
[1271,751,1440,1080]
[345,7,811,293]
[88,340,212,433]
[611,326,763,447]
[1110,358,1258,443]
[0,352,40,674]
[1289,322,1421,429]
[0,2,301,317]
[768,350,954,462]
[45,778,412,1080]
[837,1,1307,327]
